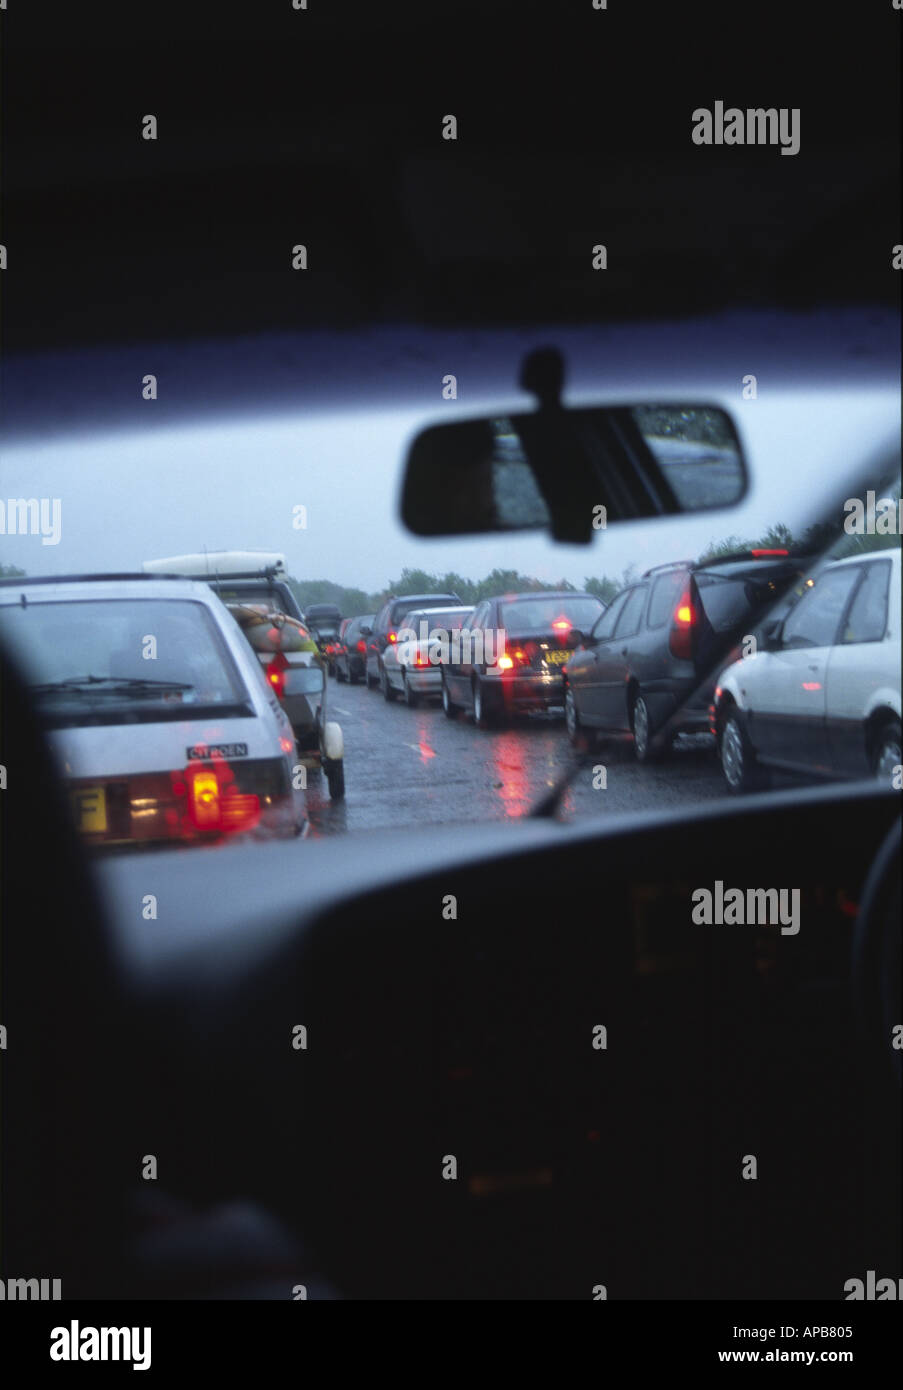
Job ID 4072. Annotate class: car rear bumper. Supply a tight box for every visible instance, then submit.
[405,668,442,692]
[488,670,567,709]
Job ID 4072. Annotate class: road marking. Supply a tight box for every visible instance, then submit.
[406,742,437,759]
[331,706,351,715]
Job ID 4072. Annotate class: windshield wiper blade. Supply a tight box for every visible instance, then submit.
[528,751,593,818]
[31,675,194,695]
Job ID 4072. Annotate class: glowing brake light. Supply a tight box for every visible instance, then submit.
[188,770,220,829]
[356,639,366,653]
[669,589,697,660]
[498,647,529,671]
[267,649,288,699]
[751,548,788,557]
[387,631,397,643]
[552,618,571,631]
[183,764,261,834]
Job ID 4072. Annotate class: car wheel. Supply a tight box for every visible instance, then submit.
[472,676,497,729]
[719,709,766,793]
[380,663,397,702]
[871,718,902,783]
[403,671,419,708]
[630,694,661,764]
[324,757,345,800]
[441,673,458,719]
[565,687,594,750]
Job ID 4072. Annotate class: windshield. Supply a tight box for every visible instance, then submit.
[2,374,900,831]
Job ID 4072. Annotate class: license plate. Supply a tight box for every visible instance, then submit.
[545,649,572,666]
[71,785,108,833]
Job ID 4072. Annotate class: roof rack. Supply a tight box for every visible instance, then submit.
[204,569,286,582]
[0,572,193,586]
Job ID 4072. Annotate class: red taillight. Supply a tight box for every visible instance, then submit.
[268,649,288,699]
[188,769,221,828]
[387,631,397,643]
[751,548,788,557]
[413,651,430,667]
[498,646,530,671]
[552,618,571,632]
[183,764,260,834]
[356,639,366,653]
[669,588,696,660]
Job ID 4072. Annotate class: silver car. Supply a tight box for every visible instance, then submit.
[0,574,307,847]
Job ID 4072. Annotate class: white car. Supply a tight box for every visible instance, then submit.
[715,549,901,792]
[0,574,307,846]
[380,605,473,706]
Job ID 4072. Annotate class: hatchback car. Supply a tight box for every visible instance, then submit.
[715,549,901,792]
[0,575,307,847]
[380,605,473,705]
[441,591,605,727]
[564,551,815,760]
[365,592,462,688]
[335,614,375,684]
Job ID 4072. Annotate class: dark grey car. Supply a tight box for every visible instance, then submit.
[564,551,815,761]
[441,591,605,728]
[335,614,375,683]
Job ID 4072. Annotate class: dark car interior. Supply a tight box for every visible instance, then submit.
[1,0,900,1332]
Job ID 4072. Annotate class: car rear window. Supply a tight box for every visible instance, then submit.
[694,574,758,632]
[390,597,458,623]
[498,597,603,633]
[646,570,688,628]
[401,610,470,633]
[0,598,247,708]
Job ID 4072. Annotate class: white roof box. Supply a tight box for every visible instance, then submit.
[142,551,287,579]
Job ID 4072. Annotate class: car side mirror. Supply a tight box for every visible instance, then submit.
[760,618,784,651]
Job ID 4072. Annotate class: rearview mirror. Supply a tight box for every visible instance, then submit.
[401,352,747,544]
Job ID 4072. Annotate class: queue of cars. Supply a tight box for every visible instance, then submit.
[330,550,901,798]
[4,550,896,856]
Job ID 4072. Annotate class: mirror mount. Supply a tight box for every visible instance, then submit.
[518,347,595,545]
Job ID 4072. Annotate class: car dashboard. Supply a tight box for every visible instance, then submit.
[94,781,901,1300]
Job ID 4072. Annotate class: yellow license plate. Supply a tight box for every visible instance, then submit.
[545,649,572,666]
[71,785,108,833]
